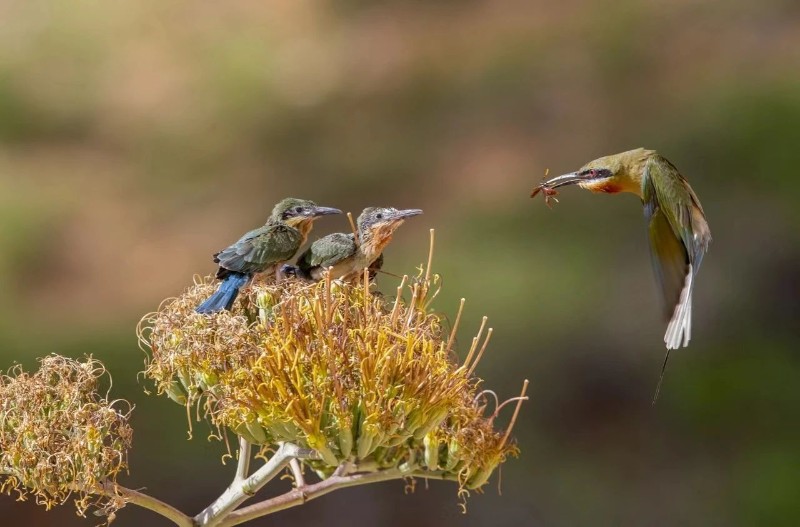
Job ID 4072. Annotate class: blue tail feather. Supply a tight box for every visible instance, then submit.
[196,273,250,313]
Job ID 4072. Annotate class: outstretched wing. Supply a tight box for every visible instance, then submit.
[215,223,302,276]
[297,233,357,273]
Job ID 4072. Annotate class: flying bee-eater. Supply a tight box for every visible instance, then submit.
[284,207,423,282]
[532,148,711,351]
[196,198,341,313]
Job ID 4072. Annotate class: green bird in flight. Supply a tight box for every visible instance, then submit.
[533,148,711,351]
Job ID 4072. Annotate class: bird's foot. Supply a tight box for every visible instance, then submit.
[277,264,296,281]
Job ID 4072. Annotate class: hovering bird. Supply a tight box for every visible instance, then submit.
[284,207,423,282]
[532,148,711,351]
[196,198,341,313]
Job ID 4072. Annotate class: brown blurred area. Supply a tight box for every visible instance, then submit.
[2,1,799,526]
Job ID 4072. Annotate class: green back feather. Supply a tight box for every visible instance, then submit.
[215,222,303,275]
[297,233,357,273]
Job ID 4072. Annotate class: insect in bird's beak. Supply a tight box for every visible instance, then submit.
[530,184,560,208]
[531,168,564,208]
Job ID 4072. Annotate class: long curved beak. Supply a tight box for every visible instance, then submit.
[540,172,589,189]
[311,206,343,217]
[393,208,423,220]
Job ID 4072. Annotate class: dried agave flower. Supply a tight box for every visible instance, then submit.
[140,235,526,497]
[0,355,133,519]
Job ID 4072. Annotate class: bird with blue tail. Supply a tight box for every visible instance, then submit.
[531,149,711,399]
[196,198,341,313]
[282,207,423,282]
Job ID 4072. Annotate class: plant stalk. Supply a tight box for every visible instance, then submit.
[193,442,319,527]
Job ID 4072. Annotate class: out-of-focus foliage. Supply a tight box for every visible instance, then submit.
[1,0,798,525]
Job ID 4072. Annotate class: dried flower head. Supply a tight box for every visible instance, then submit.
[0,355,133,519]
[140,234,526,496]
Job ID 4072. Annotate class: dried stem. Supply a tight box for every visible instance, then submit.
[93,483,193,527]
[467,327,493,376]
[347,212,359,245]
[500,380,529,449]
[462,316,487,370]
[404,283,419,331]
[324,268,333,326]
[425,229,435,284]
[446,298,466,355]
[389,275,409,325]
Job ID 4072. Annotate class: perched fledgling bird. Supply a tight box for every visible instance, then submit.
[285,207,423,282]
[532,148,711,351]
[196,198,341,313]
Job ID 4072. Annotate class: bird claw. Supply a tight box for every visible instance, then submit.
[279,264,298,278]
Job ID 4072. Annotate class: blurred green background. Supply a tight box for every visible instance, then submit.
[1,1,799,526]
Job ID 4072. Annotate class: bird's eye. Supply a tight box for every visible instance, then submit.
[589,169,597,177]
[294,206,303,214]
[376,213,383,220]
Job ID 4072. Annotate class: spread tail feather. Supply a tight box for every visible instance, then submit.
[196,273,250,313]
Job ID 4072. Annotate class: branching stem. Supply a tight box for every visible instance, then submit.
[193,443,320,527]
[217,463,419,527]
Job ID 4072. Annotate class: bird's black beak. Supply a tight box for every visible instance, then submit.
[540,168,613,189]
[393,208,423,220]
[310,206,342,217]
[540,172,591,189]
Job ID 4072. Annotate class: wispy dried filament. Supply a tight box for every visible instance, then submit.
[0,355,132,518]
[141,250,526,493]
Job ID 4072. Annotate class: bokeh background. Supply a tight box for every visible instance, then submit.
[1,1,799,526]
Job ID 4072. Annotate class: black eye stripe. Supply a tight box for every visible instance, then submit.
[581,168,608,178]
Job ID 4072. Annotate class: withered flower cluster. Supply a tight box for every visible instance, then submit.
[140,260,526,494]
[0,355,132,517]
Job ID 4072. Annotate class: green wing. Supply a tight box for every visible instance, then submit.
[644,198,689,320]
[645,155,710,268]
[215,223,302,275]
[297,233,357,273]
[643,155,711,348]
[643,157,696,318]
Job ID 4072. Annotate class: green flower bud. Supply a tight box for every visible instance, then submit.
[164,379,188,405]
[356,431,374,460]
[244,421,268,444]
[445,439,461,471]
[338,426,353,459]
[423,433,440,471]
